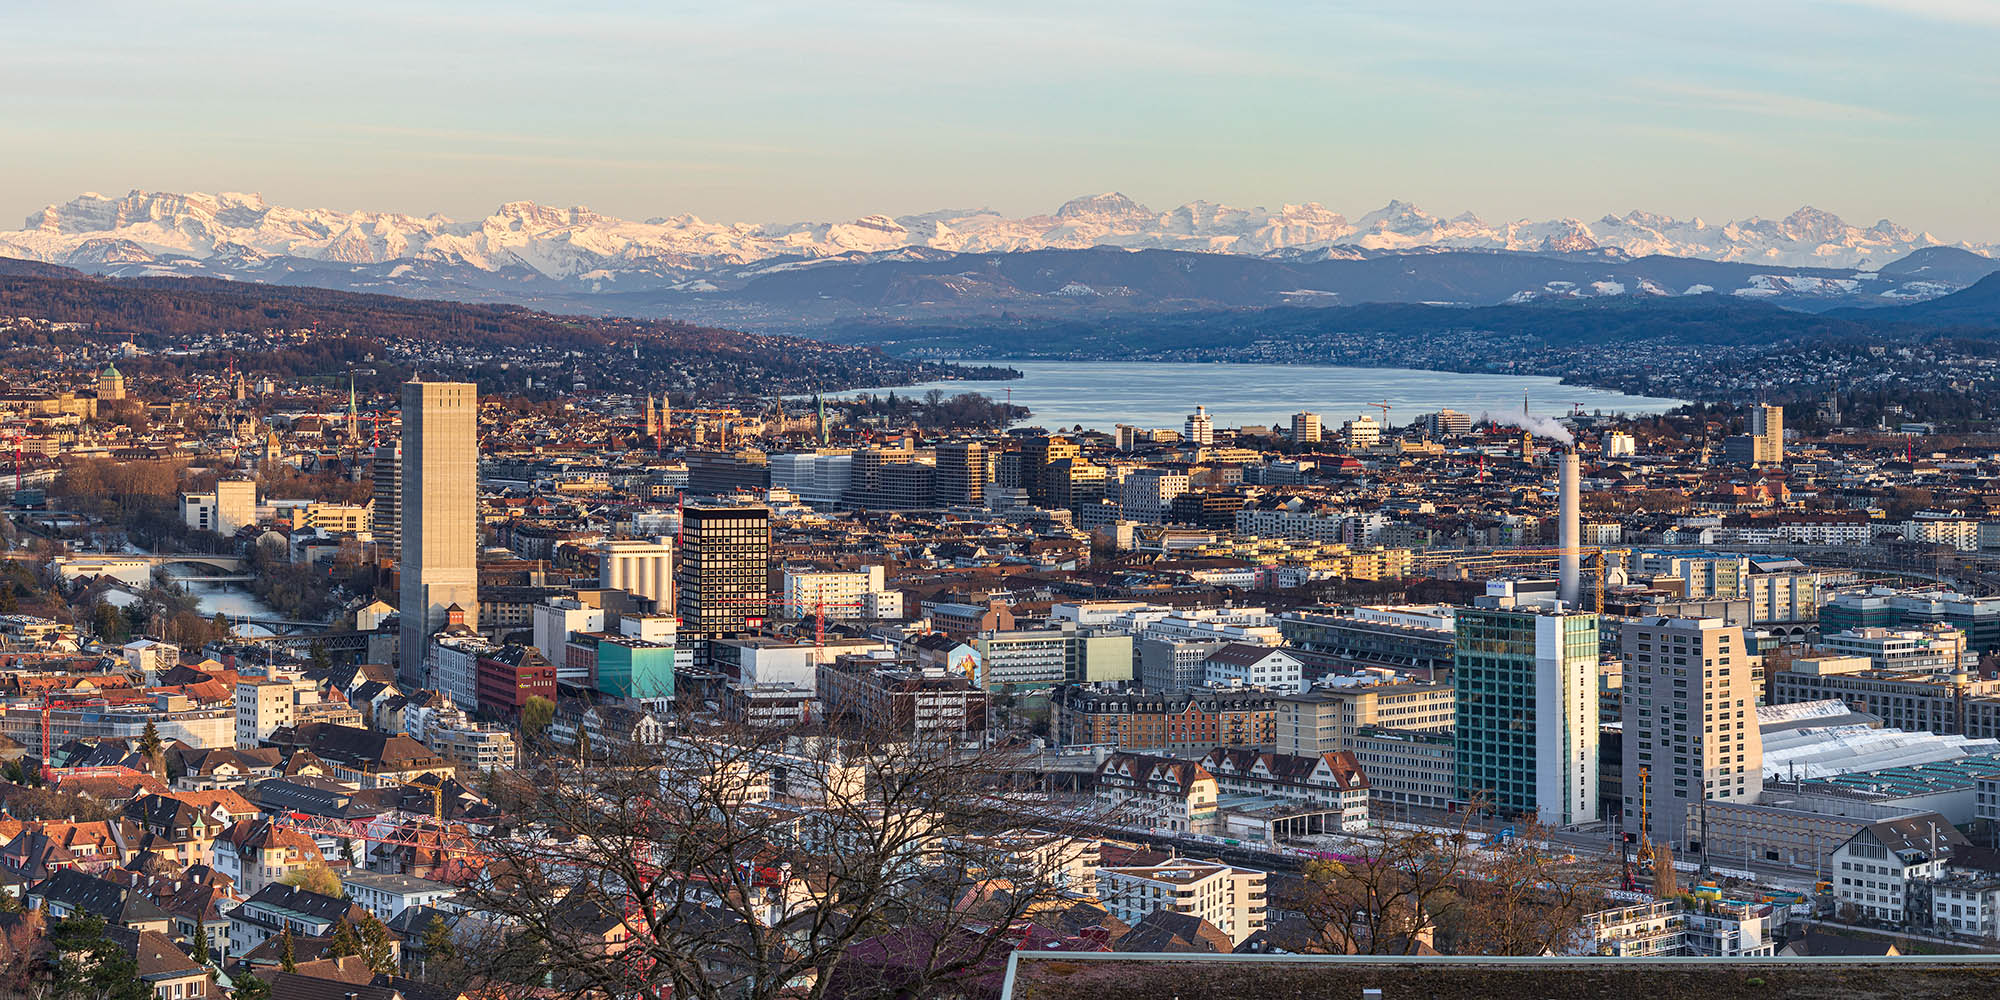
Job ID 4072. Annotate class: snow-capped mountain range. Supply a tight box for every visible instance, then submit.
[4,190,1991,284]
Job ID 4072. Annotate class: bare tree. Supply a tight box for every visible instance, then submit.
[1441,817,1611,955]
[455,719,1106,1000]
[1281,809,1479,954]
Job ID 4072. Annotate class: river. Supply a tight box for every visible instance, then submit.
[827,360,1683,432]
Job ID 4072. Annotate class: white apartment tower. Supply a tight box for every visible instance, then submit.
[398,379,479,685]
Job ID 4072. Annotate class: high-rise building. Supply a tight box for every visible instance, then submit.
[599,537,675,613]
[1421,409,1472,438]
[371,442,401,560]
[935,440,989,506]
[1727,404,1785,467]
[1453,606,1599,826]
[1290,412,1322,445]
[399,379,480,684]
[1021,435,1078,508]
[1620,616,1761,850]
[1120,469,1189,524]
[1750,403,1784,465]
[676,505,771,634]
[1184,406,1214,446]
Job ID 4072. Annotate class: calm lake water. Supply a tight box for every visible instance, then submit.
[843,360,1683,432]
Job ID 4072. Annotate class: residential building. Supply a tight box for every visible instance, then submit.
[1198,748,1371,831]
[1095,859,1267,945]
[1201,644,1305,693]
[1093,752,1219,834]
[1832,815,1969,924]
[1054,687,1277,755]
[1620,616,1763,850]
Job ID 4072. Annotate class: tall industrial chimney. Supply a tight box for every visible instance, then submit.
[1558,447,1582,608]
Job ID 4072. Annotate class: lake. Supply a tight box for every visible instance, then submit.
[838,361,1683,432]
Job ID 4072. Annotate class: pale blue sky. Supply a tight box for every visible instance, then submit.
[5,0,1998,239]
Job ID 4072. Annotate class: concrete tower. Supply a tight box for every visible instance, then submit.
[398,379,479,685]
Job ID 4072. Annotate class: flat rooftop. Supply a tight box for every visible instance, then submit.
[1004,953,2000,1000]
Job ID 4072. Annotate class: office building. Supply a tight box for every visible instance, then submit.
[599,536,674,613]
[371,441,401,560]
[533,597,605,681]
[1340,414,1381,449]
[1120,469,1189,524]
[1453,607,1600,826]
[934,440,989,506]
[179,478,258,535]
[1275,681,1456,755]
[1421,408,1473,438]
[1184,406,1214,446]
[398,379,479,684]
[1620,616,1763,850]
[676,505,771,634]
[782,566,897,620]
[1021,435,1079,507]
[1290,411,1322,445]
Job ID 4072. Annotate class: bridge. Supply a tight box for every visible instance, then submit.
[50,552,252,587]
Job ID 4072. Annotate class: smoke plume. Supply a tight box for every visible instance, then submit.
[1479,410,1574,444]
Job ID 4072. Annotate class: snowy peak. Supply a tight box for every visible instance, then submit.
[2,190,1993,283]
[1054,191,1154,224]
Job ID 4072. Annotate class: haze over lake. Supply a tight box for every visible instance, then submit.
[846,361,1684,432]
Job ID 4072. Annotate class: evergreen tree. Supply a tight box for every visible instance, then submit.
[191,926,210,965]
[48,915,148,1000]
[233,973,271,1000]
[328,918,363,958]
[358,912,397,975]
[419,915,456,980]
[279,925,297,972]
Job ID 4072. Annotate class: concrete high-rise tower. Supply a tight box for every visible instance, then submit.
[398,379,479,685]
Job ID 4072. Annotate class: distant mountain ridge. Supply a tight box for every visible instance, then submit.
[3,190,1995,323]
[5,189,1990,276]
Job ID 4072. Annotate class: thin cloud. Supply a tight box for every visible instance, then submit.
[1631,80,1903,123]
[1820,0,2000,26]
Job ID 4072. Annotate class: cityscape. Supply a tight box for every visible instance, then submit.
[6,3,2000,1000]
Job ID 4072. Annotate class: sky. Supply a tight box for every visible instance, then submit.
[5,0,1999,240]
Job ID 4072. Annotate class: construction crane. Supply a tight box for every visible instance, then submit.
[779,595,868,664]
[1367,401,1391,428]
[1425,545,1631,615]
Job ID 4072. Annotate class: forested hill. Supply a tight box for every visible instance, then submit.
[0,269,1014,397]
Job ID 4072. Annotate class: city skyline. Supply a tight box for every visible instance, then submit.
[5,1,1999,241]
